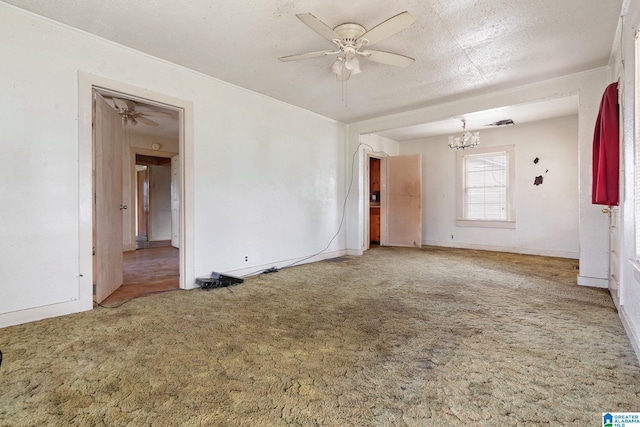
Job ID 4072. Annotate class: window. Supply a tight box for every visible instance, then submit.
[457,145,515,228]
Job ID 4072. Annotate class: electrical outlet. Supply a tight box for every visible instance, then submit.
[244,255,249,263]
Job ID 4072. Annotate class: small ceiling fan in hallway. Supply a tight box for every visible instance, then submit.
[108,97,173,127]
[279,11,416,81]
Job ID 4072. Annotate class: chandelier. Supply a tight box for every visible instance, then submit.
[448,119,480,150]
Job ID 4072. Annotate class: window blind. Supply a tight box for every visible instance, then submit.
[465,152,508,220]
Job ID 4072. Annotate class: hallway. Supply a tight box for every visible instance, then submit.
[102,246,179,305]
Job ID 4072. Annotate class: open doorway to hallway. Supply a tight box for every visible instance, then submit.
[93,87,183,304]
[134,154,176,250]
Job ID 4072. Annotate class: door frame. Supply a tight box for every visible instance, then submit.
[608,205,621,308]
[130,148,177,247]
[364,150,387,250]
[136,166,149,242]
[78,72,195,311]
[363,151,422,250]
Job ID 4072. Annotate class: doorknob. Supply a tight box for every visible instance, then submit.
[602,208,610,214]
[120,204,128,210]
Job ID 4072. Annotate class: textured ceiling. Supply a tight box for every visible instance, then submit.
[2,0,622,125]
[377,94,580,141]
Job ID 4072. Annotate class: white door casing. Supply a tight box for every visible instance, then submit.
[79,72,195,303]
[608,206,621,308]
[171,155,180,248]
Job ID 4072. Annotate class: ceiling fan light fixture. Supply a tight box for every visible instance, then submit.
[331,57,344,75]
[344,55,361,74]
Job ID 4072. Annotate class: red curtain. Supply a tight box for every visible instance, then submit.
[592,82,620,206]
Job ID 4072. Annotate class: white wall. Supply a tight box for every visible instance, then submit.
[399,116,579,258]
[610,1,640,359]
[359,133,400,157]
[347,69,609,287]
[130,134,179,153]
[149,164,172,241]
[0,4,347,327]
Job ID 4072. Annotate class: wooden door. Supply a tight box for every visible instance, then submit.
[95,94,124,303]
[381,155,422,248]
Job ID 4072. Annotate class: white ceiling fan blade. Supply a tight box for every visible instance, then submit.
[128,116,138,126]
[124,100,137,110]
[357,11,415,45]
[112,97,129,110]
[296,13,341,42]
[362,50,415,67]
[135,115,159,127]
[140,110,174,118]
[279,50,339,62]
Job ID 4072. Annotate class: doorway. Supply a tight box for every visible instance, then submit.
[363,151,422,250]
[134,154,175,250]
[93,87,182,304]
[136,165,149,244]
[369,156,381,245]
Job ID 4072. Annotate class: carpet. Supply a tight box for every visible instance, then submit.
[1,246,638,426]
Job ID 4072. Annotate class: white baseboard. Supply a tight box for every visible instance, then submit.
[424,240,580,259]
[620,305,640,365]
[0,299,92,329]
[1,250,353,325]
[577,275,608,288]
[214,249,350,282]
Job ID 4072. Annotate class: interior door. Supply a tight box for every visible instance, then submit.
[381,154,422,248]
[171,155,180,248]
[95,93,124,303]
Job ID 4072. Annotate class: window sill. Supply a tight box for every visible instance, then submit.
[456,219,516,229]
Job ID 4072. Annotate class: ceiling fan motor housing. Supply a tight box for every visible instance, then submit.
[333,23,366,44]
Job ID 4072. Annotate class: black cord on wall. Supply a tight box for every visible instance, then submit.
[244,142,389,277]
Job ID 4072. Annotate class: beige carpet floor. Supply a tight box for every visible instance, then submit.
[1,246,639,426]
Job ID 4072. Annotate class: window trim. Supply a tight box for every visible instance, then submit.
[456,144,516,229]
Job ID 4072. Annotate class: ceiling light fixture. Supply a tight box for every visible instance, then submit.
[331,52,362,80]
[279,12,416,82]
[448,119,480,150]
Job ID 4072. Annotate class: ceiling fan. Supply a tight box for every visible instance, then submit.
[279,11,416,81]
[108,97,173,127]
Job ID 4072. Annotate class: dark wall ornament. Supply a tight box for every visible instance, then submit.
[532,157,548,186]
